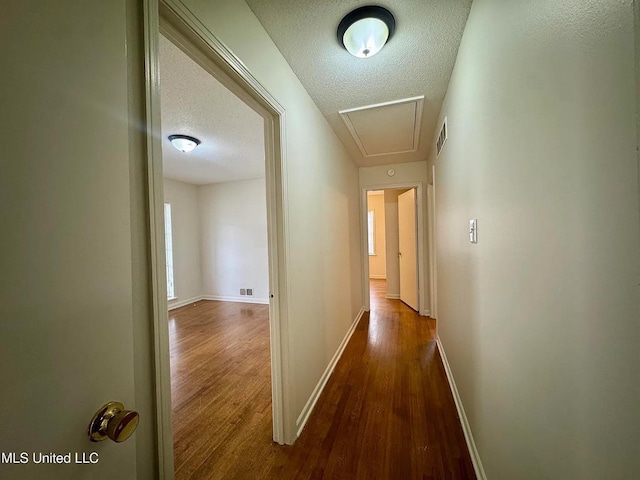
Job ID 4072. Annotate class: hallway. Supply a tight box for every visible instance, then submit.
[169,281,474,479]
[272,279,475,479]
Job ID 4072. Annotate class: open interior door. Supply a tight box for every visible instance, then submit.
[0,3,147,479]
[398,189,419,311]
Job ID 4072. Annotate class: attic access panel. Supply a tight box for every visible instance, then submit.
[339,96,424,157]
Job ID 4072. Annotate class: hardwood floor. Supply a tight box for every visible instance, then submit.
[169,281,475,479]
[169,300,272,479]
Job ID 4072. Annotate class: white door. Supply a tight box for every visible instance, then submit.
[398,189,419,311]
[1,3,144,479]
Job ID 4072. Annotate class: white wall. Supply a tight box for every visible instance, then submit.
[183,0,363,439]
[367,193,386,278]
[199,178,269,302]
[360,161,429,188]
[429,1,640,478]
[163,177,269,306]
[163,178,203,307]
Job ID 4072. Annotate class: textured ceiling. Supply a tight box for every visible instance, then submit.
[245,0,472,167]
[159,34,265,185]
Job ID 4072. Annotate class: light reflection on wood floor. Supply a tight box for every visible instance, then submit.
[169,280,475,479]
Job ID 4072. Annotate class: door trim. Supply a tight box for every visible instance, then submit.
[361,183,427,316]
[427,173,437,320]
[141,1,174,477]
[142,0,292,476]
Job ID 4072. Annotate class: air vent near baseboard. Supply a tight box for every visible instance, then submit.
[436,117,447,157]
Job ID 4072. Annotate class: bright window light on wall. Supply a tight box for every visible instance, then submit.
[368,210,375,255]
[164,203,175,300]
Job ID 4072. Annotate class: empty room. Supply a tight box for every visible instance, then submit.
[158,33,274,478]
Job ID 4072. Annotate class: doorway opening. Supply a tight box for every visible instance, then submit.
[143,4,291,476]
[365,188,420,312]
[158,30,274,477]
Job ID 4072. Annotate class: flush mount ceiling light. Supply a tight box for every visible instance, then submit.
[337,5,395,58]
[168,134,201,153]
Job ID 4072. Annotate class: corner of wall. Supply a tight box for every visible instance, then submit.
[294,306,366,437]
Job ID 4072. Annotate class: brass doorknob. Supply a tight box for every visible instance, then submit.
[88,402,139,443]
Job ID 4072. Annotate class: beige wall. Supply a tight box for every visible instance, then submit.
[163,178,203,307]
[360,161,429,188]
[164,177,269,305]
[199,179,269,302]
[367,193,386,278]
[183,0,363,439]
[636,0,640,163]
[429,0,640,478]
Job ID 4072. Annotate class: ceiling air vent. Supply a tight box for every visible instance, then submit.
[436,117,448,157]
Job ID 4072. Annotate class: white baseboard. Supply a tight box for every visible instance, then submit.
[420,309,431,317]
[168,295,204,310]
[436,337,487,480]
[369,275,387,279]
[169,295,270,310]
[202,295,270,305]
[385,293,400,299]
[296,306,366,437]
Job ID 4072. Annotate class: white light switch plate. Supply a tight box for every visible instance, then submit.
[470,219,477,243]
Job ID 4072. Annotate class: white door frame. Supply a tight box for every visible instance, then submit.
[142,1,291,476]
[427,172,437,320]
[360,182,428,316]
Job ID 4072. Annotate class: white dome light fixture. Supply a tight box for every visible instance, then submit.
[337,5,395,59]
[168,134,201,153]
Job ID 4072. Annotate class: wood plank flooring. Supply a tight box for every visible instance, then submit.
[169,301,272,479]
[169,280,475,479]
